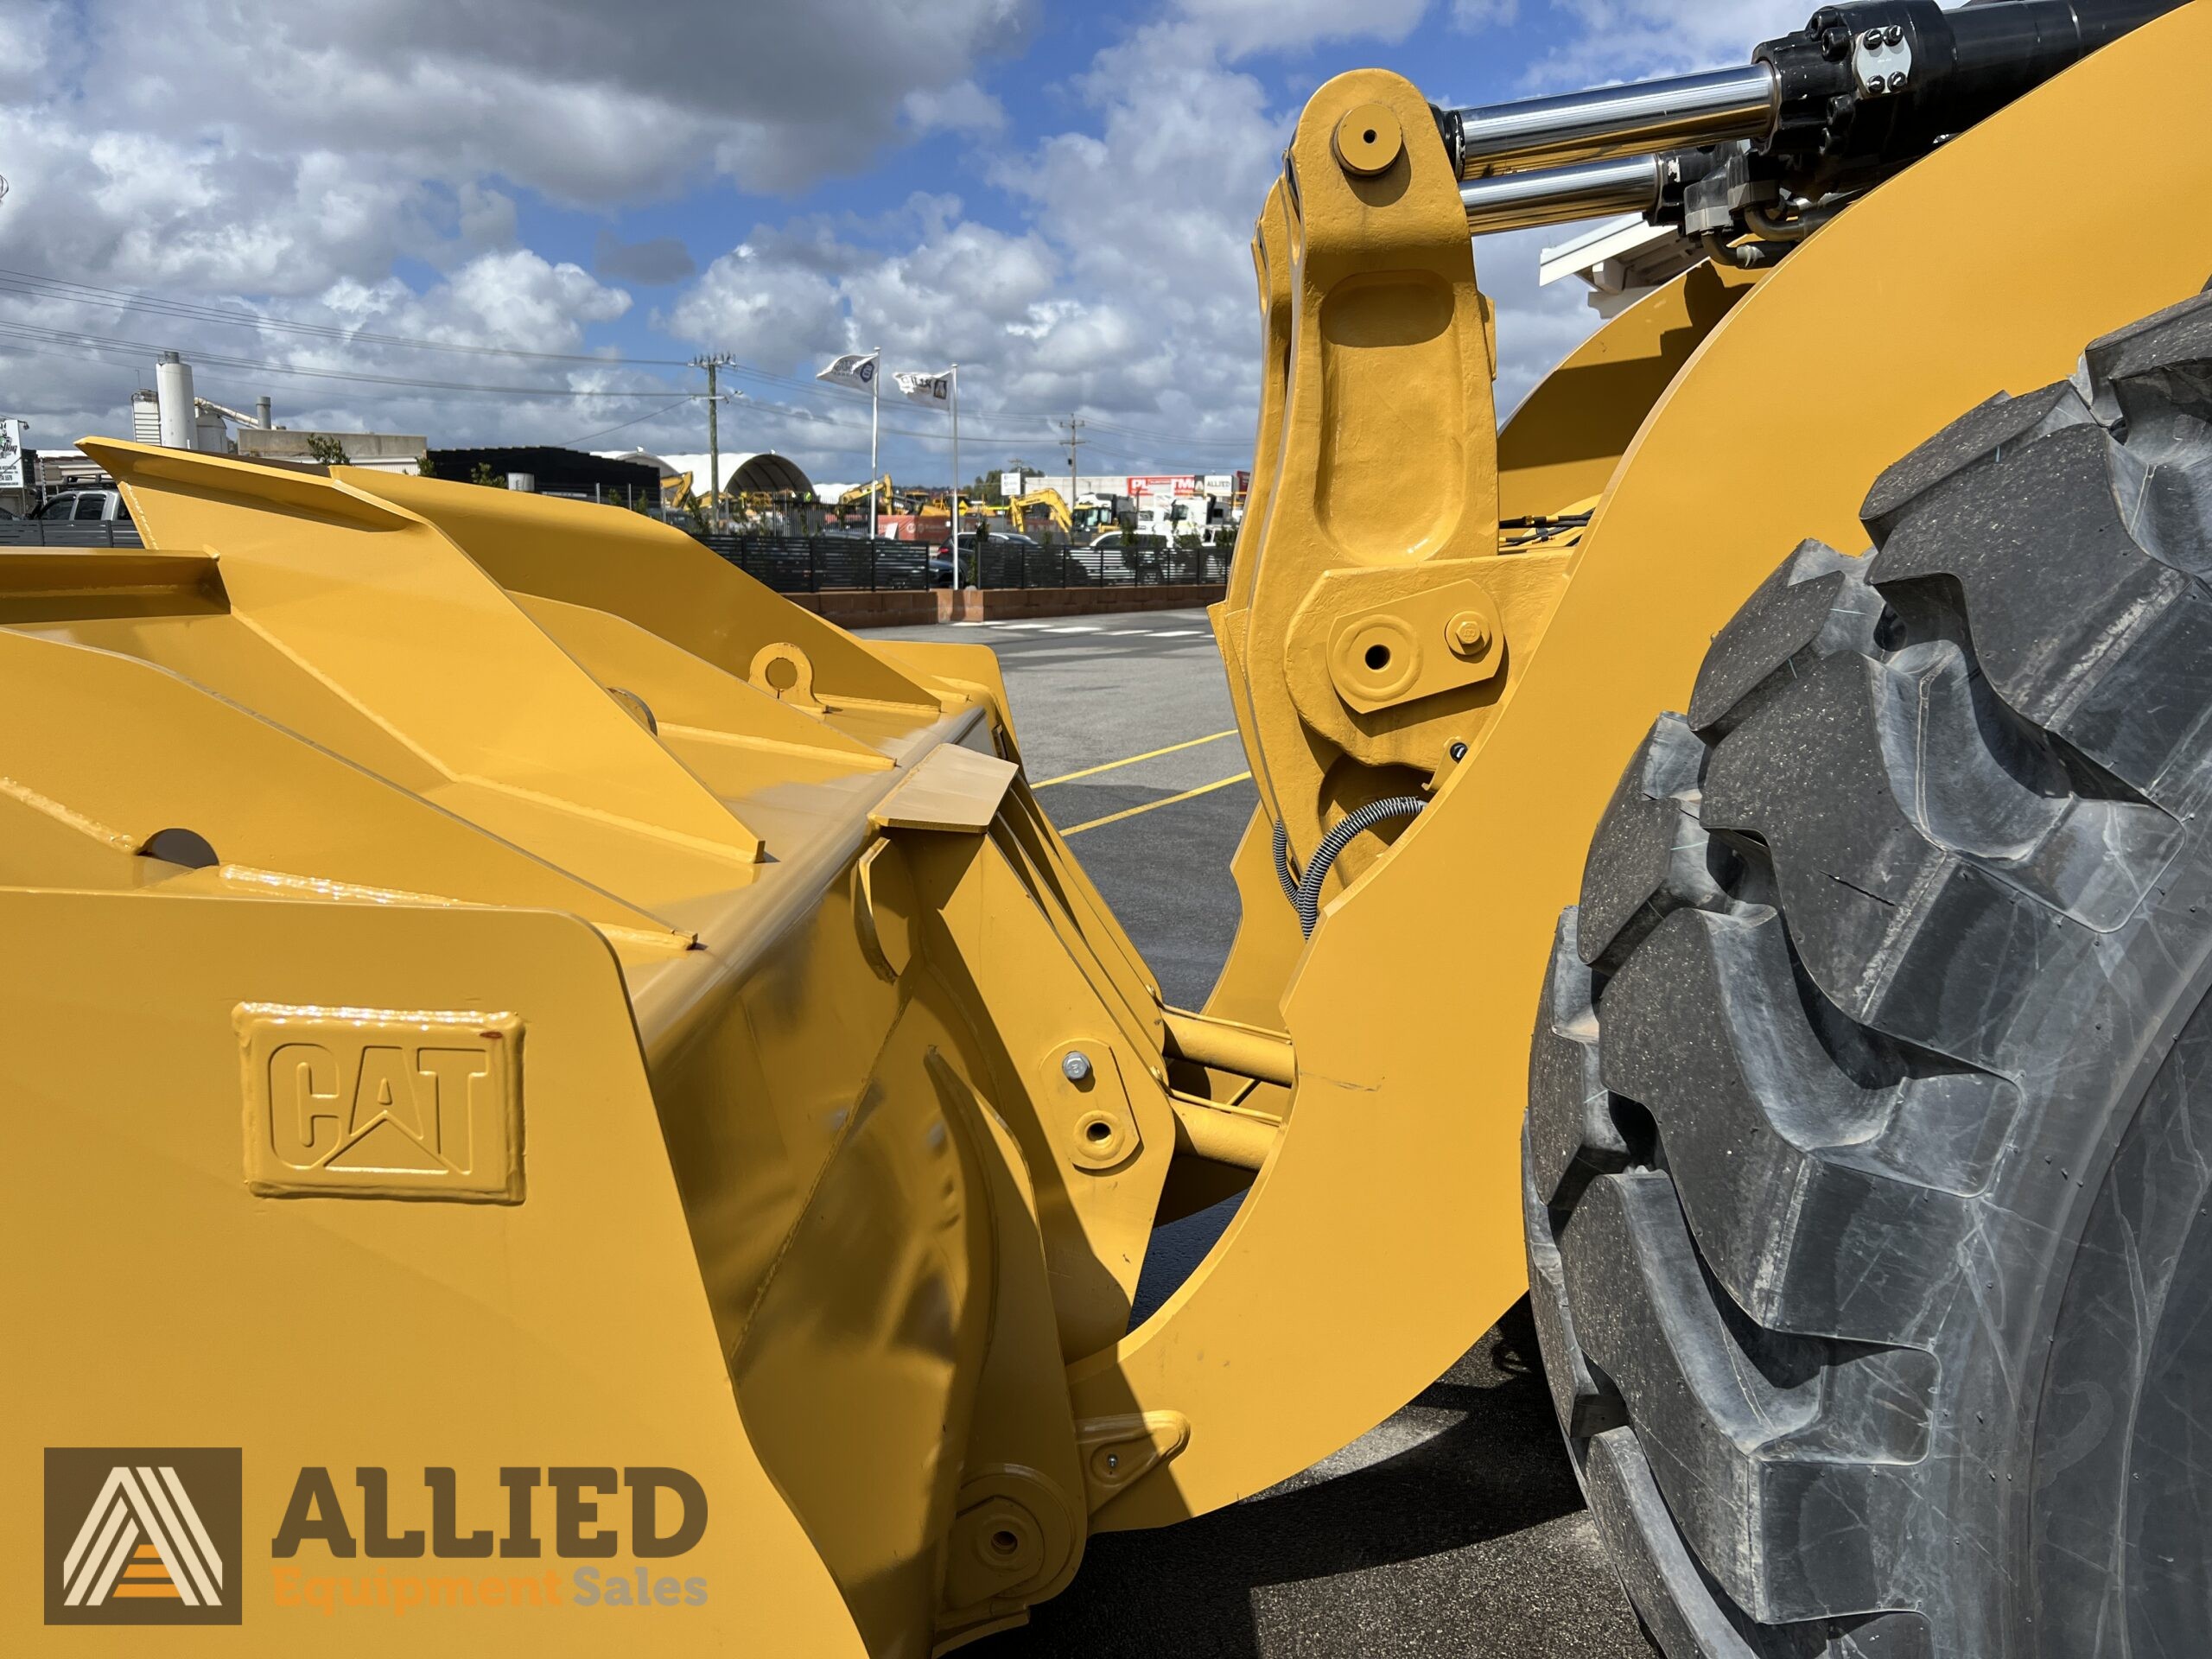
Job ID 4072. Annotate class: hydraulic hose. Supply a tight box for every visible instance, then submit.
[1272,819,1302,906]
[1294,798,1429,938]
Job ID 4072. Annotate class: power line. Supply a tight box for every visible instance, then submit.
[0,284,1256,467]
[0,265,1255,450]
[3,327,1249,482]
[0,321,969,448]
[708,353,1249,450]
[0,320,693,400]
[562,399,702,448]
[0,268,694,367]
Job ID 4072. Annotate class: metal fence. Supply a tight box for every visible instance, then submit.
[696,532,1233,593]
[0,518,144,547]
[969,541,1233,589]
[0,517,1232,591]
[698,534,931,591]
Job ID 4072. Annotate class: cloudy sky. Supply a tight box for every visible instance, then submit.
[0,0,1810,487]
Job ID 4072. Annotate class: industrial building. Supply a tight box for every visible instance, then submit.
[1003,468,1249,517]
[127,354,426,472]
[427,446,661,501]
[596,448,820,504]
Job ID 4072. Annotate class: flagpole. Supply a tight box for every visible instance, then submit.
[950,364,962,593]
[868,346,880,542]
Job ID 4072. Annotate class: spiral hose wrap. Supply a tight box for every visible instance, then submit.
[1287,798,1428,938]
[1271,819,1302,906]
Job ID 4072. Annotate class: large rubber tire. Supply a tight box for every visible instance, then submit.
[1525,288,2212,1659]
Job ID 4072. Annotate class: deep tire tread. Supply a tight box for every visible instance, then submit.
[1527,289,2212,1659]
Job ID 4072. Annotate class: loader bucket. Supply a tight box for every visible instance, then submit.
[5,439,1336,1653]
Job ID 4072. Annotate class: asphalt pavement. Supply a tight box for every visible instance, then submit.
[861,610,1652,1659]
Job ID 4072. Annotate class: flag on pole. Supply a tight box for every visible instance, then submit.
[894,368,956,407]
[815,350,880,392]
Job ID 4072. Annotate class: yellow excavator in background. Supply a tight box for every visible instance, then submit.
[1005,489,1074,537]
[8,5,2209,1656]
[915,491,989,522]
[840,473,901,516]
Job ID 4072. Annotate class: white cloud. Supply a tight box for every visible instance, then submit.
[1173,0,1432,57]
[0,1,75,105]
[0,0,1818,474]
[648,0,1823,478]
[0,0,1034,303]
[0,0,1030,450]
[653,10,1625,481]
[1477,226,1618,415]
[649,18,1293,480]
[665,238,848,366]
[429,253,633,347]
[0,245,655,460]
[1523,1,1810,85]
[902,80,1008,139]
[89,0,1035,203]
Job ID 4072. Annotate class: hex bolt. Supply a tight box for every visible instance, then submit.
[1885,23,1904,44]
[1449,613,1491,655]
[1450,741,1470,763]
[1862,28,1884,48]
[1063,1050,1094,1084]
[1888,73,1909,92]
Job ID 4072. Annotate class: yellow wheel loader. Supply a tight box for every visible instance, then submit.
[10,3,2210,1654]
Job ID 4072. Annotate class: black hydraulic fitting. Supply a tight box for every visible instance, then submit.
[1754,0,2185,195]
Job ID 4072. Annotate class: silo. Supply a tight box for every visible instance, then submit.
[155,351,196,449]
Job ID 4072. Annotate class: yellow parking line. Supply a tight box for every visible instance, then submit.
[1032,729,1239,789]
[1062,772,1253,837]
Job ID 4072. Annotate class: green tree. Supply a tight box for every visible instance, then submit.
[468,462,506,489]
[303,433,348,464]
[1174,528,1202,582]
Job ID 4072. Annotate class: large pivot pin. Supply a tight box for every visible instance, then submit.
[1333,104,1404,176]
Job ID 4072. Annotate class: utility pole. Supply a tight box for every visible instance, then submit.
[950,365,963,592]
[867,346,881,543]
[1057,416,1085,541]
[691,353,734,529]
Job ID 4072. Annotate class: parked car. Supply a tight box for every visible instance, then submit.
[33,489,128,522]
[1087,528,1145,553]
[928,533,1022,588]
[1082,528,1175,583]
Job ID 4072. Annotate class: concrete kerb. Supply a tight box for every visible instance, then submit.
[790,584,1227,631]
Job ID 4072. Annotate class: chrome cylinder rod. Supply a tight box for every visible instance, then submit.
[1460,154,1664,236]
[1448,64,1777,180]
